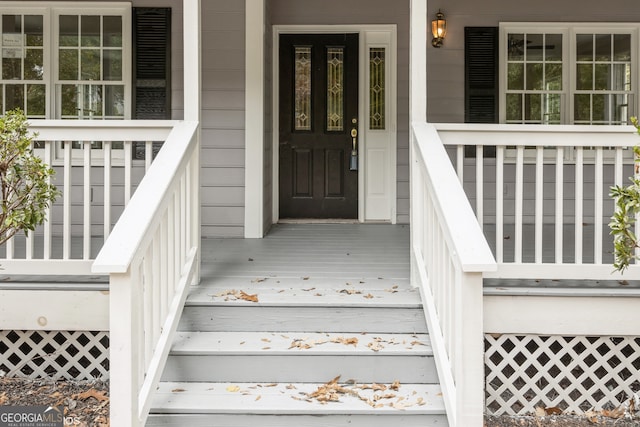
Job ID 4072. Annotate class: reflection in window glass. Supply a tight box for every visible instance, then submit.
[26,84,45,116]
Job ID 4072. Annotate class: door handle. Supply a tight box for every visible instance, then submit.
[350,127,358,171]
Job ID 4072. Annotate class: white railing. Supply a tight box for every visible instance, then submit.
[410,122,497,427]
[92,121,200,427]
[436,123,640,280]
[0,120,177,276]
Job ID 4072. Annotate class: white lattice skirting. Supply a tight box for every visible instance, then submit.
[485,334,640,415]
[0,330,109,380]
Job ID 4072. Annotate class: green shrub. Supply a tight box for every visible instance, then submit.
[0,109,58,245]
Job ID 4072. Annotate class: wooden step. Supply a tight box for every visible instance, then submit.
[147,381,447,427]
[162,332,436,383]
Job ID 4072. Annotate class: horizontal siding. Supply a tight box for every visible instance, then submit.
[427,0,640,123]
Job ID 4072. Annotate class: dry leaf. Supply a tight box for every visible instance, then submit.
[0,392,6,405]
[332,336,359,346]
[534,406,546,417]
[302,288,315,292]
[261,338,271,343]
[339,289,362,295]
[286,384,297,390]
[252,278,266,283]
[602,406,625,419]
[364,293,374,299]
[584,409,599,423]
[255,395,262,401]
[545,406,562,415]
[390,380,401,391]
[238,291,259,302]
[73,389,109,402]
[302,277,310,280]
[226,385,241,392]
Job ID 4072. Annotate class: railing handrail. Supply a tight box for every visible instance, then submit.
[435,122,639,147]
[92,120,199,274]
[413,122,497,272]
[28,119,178,141]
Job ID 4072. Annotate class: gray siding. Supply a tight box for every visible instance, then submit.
[426,0,640,123]
[269,0,411,224]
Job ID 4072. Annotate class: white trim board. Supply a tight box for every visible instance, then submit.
[271,25,398,225]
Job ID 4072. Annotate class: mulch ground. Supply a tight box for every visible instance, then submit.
[0,377,109,427]
[1,377,639,427]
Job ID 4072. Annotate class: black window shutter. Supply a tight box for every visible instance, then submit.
[465,27,498,123]
[133,8,171,120]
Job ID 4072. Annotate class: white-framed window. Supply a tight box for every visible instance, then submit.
[0,2,131,162]
[500,23,638,125]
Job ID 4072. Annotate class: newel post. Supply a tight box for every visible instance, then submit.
[457,271,485,426]
[109,270,142,427]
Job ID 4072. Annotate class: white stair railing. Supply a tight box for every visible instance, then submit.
[93,121,200,427]
[0,120,176,275]
[410,122,497,427]
[436,123,640,279]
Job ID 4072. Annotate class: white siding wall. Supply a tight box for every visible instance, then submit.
[269,0,411,224]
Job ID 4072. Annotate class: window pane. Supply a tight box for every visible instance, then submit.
[294,46,311,131]
[326,47,344,132]
[544,94,562,123]
[594,64,610,90]
[614,34,631,61]
[81,16,100,47]
[105,85,124,117]
[613,94,630,123]
[574,94,591,122]
[526,33,543,61]
[59,15,78,47]
[103,16,122,47]
[507,63,524,90]
[2,55,21,80]
[524,94,541,121]
[545,63,562,90]
[545,34,562,61]
[369,48,385,130]
[24,15,43,46]
[576,63,593,90]
[81,49,100,80]
[103,50,122,80]
[82,84,102,117]
[60,84,78,116]
[506,93,522,122]
[612,63,631,91]
[5,84,23,110]
[59,49,78,80]
[526,63,543,90]
[508,33,524,60]
[24,49,43,80]
[592,94,606,122]
[3,14,21,34]
[26,84,45,116]
[595,34,611,62]
[576,34,592,61]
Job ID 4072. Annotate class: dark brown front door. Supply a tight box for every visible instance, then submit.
[279,34,359,219]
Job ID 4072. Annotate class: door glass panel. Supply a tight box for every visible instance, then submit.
[294,46,311,131]
[369,47,385,130]
[326,47,344,132]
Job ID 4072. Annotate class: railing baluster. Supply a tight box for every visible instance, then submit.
[555,147,564,264]
[496,146,504,263]
[456,145,464,183]
[143,249,154,370]
[476,145,483,228]
[84,141,92,259]
[63,140,72,260]
[594,147,603,264]
[515,146,524,263]
[125,141,132,205]
[535,147,544,263]
[104,141,112,240]
[145,141,153,172]
[575,147,584,264]
[43,140,53,260]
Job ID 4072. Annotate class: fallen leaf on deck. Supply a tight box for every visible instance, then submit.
[390,380,401,391]
[302,288,316,291]
[262,347,271,350]
[339,289,362,295]
[264,383,278,387]
[302,277,310,280]
[252,278,267,283]
[411,340,427,346]
[314,293,323,297]
[261,338,271,343]
[255,395,262,401]
[364,293,374,299]
[286,384,297,390]
[73,389,109,402]
[226,385,241,392]
[238,291,259,302]
[332,336,358,346]
[171,388,186,393]
[248,258,254,261]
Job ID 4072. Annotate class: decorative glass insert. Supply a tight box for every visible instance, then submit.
[0,14,46,117]
[326,47,344,131]
[574,33,632,125]
[505,32,563,124]
[369,48,385,130]
[294,46,311,131]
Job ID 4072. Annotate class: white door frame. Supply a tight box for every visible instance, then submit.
[272,24,397,224]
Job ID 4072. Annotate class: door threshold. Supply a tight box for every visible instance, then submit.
[278,218,359,224]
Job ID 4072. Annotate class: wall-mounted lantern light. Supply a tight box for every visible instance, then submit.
[431,10,447,48]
